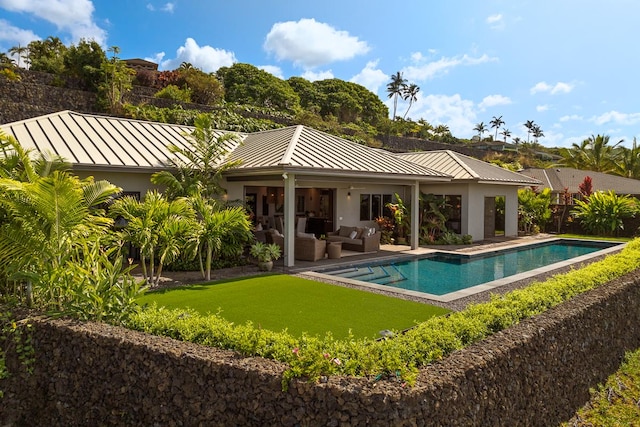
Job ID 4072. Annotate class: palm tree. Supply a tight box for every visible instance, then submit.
[473,122,487,140]
[524,120,535,143]
[402,83,420,119]
[531,124,544,143]
[8,44,28,68]
[386,71,407,121]
[560,134,622,173]
[500,128,512,143]
[614,137,640,179]
[0,52,14,67]
[189,193,253,281]
[490,116,505,140]
[151,114,242,199]
[110,191,195,285]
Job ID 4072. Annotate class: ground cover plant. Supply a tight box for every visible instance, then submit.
[136,274,449,340]
[563,347,640,426]
[127,239,640,388]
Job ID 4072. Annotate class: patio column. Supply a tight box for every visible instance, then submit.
[411,180,419,250]
[283,172,296,267]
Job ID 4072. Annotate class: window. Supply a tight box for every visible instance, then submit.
[360,193,393,220]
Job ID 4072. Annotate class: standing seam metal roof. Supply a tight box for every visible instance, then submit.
[396,150,541,185]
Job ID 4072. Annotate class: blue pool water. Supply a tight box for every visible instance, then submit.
[321,240,620,296]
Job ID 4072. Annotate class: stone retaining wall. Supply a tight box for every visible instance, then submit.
[2,269,639,426]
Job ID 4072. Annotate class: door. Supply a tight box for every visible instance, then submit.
[484,196,496,238]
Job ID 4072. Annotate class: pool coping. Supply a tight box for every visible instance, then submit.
[300,238,627,303]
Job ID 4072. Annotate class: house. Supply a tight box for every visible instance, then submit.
[520,167,640,204]
[395,151,540,240]
[0,111,541,267]
[123,58,159,72]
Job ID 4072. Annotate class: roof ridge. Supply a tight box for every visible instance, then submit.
[279,125,303,165]
[445,150,480,179]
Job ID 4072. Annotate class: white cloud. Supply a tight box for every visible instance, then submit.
[258,65,283,79]
[159,38,236,72]
[161,2,174,13]
[530,81,574,95]
[478,94,512,110]
[302,69,334,81]
[536,104,549,112]
[486,14,505,30]
[263,18,370,68]
[408,94,478,138]
[146,3,155,11]
[0,0,106,45]
[403,54,497,82]
[591,110,640,126]
[350,60,388,93]
[0,19,40,48]
[559,114,583,122]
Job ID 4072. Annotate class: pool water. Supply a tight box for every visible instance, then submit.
[321,240,620,297]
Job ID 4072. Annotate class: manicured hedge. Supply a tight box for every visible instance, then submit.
[127,239,640,387]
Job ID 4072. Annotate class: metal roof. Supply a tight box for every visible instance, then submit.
[521,167,640,195]
[396,150,541,185]
[227,125,451,180]
[0,110,242,171]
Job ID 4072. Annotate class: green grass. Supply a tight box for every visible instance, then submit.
[137,274,450,340]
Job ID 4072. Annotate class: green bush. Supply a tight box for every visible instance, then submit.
[571,190,638,236]
[154,84,192,103]
[127,239,640,389]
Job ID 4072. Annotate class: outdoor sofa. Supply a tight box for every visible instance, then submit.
[326,225,381,252]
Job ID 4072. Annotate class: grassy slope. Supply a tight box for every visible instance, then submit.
[137,274,449,340]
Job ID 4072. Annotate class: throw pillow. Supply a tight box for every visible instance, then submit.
[355,227,364,239]
[339,226,353,237]
[349,230,358,239]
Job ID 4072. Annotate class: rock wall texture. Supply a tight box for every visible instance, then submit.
[2,269,639,426]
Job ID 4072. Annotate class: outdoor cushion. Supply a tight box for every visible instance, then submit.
[349,230,358,239]
[339,226,355,237]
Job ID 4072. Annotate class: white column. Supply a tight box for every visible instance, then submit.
[283,172,296,267]
[411,181,420,250]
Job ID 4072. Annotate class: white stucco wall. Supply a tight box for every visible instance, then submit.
[74,170,159,196]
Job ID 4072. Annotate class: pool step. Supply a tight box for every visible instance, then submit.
[333,265,409,286]
[372,265,408,286]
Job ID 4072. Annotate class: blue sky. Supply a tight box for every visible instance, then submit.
[1,0,639,148]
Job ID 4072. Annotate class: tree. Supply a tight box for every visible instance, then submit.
[217,63,300,113]
[151,114,242,199]
[490,116,505,140]
[402,83,420,119]
[27,36,67,74]
[177,67,224,105]
[578,176,593,198]
[8,44,28,68]
[524,120,535,143]
[110,191,195,285]
[613,137,640,179]
[560,134,621,173]
[63,39,106,90]
[386,71,407,121]
[0,52,15,67]
[98,46,136,114]
[500,128,512,143]
[189,193,253,281]
[531,124,544,143]
[518,188,551,234]
[473,122,487,140]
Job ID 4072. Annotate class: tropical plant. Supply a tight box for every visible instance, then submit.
[531,124,544,143]
[517,188,552,234]
[151,113,242,199]
[154,84,192,102]
[578,176,593,198]
[27,36,67,74]
[385,193,409,242]
[490,115,505,141]
[8,45,28,68]
[110,191,195,285]
[97,46,136,114]
[613,137,640,179]
[189,193,253,280]
[571,190,637,236]
[560,134,621,173]
[418,192,447,243]
[500,128,511,143]
[249,241,281,263]
[386,71,407,121]
[63,39,106,90]
[524,120,535,143]
[402,83,420,119]
[473,122,487,140]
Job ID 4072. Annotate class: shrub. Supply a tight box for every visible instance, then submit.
[571,190,638,236]
[154,84,192,103]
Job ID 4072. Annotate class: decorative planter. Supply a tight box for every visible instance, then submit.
[258,261,273,271]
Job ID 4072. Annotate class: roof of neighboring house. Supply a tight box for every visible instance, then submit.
[226,125,449,181]
[0,111,449,182]
[0,110,238,172]
[395,150,541,185]
[520,167,640,195]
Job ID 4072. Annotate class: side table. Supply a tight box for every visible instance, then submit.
[327,241,342,259]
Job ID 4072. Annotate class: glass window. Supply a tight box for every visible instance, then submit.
[371,194,382,219]
[360,194,371,220]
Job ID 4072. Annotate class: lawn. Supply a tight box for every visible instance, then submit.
[137,274,450,340]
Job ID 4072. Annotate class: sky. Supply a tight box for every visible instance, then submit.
[1,0,640,148]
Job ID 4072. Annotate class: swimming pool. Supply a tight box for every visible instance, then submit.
[313,239,623,302]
